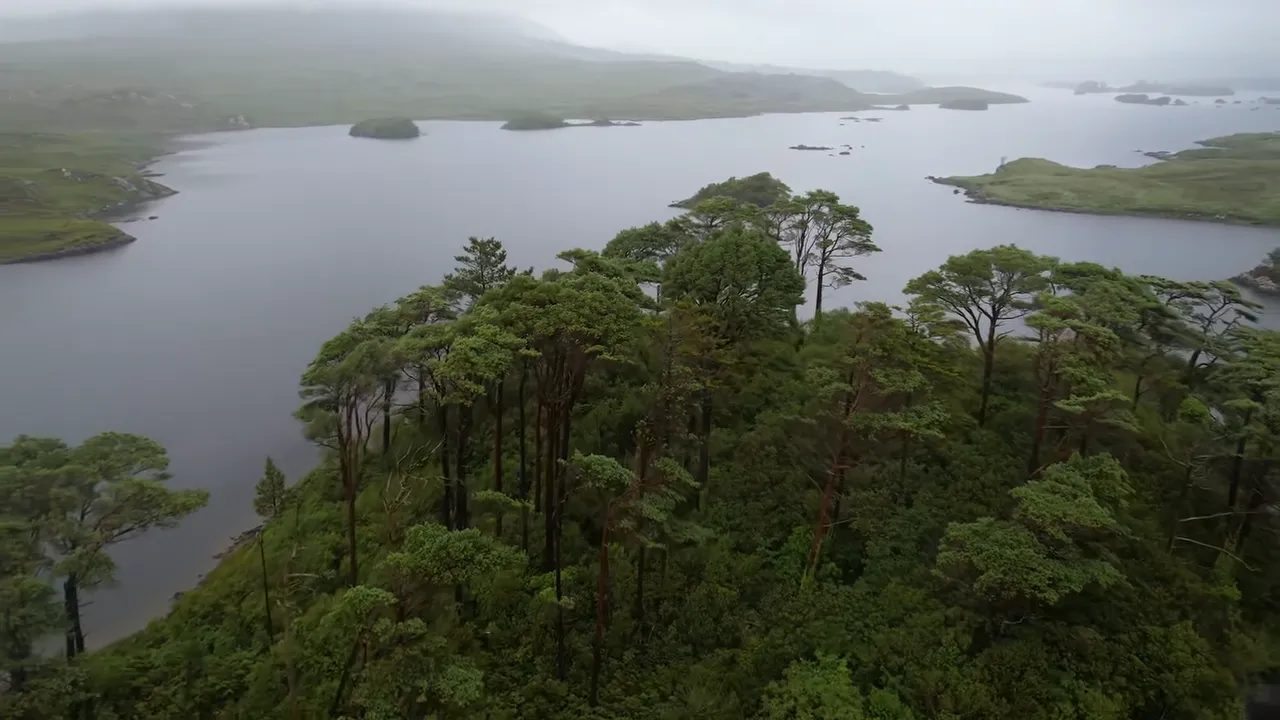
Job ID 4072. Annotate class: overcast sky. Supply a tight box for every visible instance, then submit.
[4,0,1278,76]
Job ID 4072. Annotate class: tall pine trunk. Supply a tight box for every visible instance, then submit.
[978,326,997,427]
[543,401,558,572]
[1226,410,1252,510]
[1167,462,1196,552]
[259,538,274,642]
[554,404,574,682]
[518,368,530,552]
[633,543,646,638]
[589,520,610,706]
[697,388,713,505]
[344,473,358,586]
[492,378,505,537]
[456,405,473,530]
[382,378,394,454]
[814,262,826,318]
[63,572,85,658]
[1027,381,1051,478]
[436,405,454,530]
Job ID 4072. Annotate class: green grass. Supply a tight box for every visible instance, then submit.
[0,218,130,262]
[938,132,1280,225]
[0,133,170,262]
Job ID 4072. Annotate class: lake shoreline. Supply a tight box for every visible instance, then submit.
[927,174,1280,229]
[0,142,180,266]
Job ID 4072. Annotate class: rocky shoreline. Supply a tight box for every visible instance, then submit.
[1231,251,1280,296]
[0,231,137,265]
[1,156,178,265]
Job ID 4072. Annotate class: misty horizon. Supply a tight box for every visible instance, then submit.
[1,0,1278,80]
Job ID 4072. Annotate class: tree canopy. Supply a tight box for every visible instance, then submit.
[4,191,1280,720]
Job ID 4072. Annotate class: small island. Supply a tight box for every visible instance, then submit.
[1232,249,1280,295]
[1115,94,1172,106]
[500,112,571,131]
[790,144,833,151]
[1071,80,1235,96]
[670,172,791,209]
[877,86,1028,106]
[348,117,421,139]
[930,132,1280,226]
[940,99,989,111]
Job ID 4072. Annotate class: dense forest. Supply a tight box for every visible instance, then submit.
[3,187,1280,719]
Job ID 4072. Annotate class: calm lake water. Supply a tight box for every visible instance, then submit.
[2,87,1279,647]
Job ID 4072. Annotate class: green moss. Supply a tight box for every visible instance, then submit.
[936,132,1280,226]
[348,117,421,139]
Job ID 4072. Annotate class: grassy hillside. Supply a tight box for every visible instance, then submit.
[934,132,1280,225]
[0,6,998,126]
[0,132,173,262]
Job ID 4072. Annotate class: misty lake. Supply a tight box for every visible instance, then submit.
[2,87,1279,647]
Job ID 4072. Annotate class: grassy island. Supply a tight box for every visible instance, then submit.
[933,132,1280,226]
[670,172,791,208]
[348,117,421,139]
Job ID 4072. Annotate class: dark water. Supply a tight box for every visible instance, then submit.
[2,88,1279,648]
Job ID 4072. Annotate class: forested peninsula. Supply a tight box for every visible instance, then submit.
[933,132,1280,226]
[6,182,1280,719]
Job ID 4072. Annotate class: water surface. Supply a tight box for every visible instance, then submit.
[2,87,1278,646]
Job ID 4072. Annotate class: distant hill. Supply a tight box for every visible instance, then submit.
[582,73,875,120]
[0,4,1005,130]
[703,62,924,93]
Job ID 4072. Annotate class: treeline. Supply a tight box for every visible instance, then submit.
[3,188,1280,719]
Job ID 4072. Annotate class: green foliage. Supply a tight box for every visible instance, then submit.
[253,457,289,521]
[348,117,421,139]
[760,654,865,719]
[444,236,518,308]
[671,172,792,209]
[7,223,1280,719]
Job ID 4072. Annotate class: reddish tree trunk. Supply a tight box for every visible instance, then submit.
[543,402,558,572]
[1027,386,1051,478]
[493,378,505,537]
[696,389,712,507]
[436,405,454,530]
[589,520,610,706]
[456,405,473,530]
[519,368,530,552]
[978,325,997,427]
